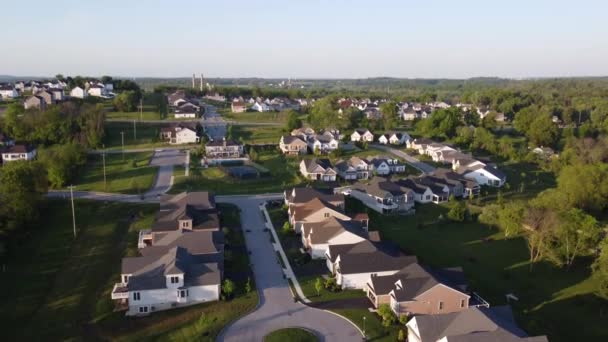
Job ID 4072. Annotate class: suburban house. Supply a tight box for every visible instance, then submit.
[168,90,189,107]
[0,84,19,99]
[34,90,54,105]
[205,138,244,159]
[350,128,374,142]
[289,197,350,234]
[160,124,200,145]
[406,138,434,152]
[369,156,406,175]
[0,131,15,147]
[70,86,87,99]
[532,147,556,159]
[326,240,418,289]
[366,263,470,316]
[335,156,371,180]
[174,102,200,118]
[397,177,449,204]
[308,133,340,153]
[113,230,223,316]
[291,127,316,140]
[49,88,64,102]
[284,187,345,213]
[86,84,105,97]
[458,163,507,187]
[378,132,410,145]
[349,177,415,214]
[431,168,480,198]
[231,101,247,113]
[301,217,368,259]
[251,101,271,112]
[24,95,46,110]
[279,135,308,155]
[299,158,337,182]
[406,306,548,342]
[1,144,37,162]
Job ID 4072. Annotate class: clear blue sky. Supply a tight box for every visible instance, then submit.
[3,0,607,78]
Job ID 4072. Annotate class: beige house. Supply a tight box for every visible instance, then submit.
[299,159,337,181]
[289,198,350,234]
[231,101,247,113]
[24,95,46,110]
[160,125,200,145]
[205,139,244,158]
[279,135,308,155]
[367,263,471,317]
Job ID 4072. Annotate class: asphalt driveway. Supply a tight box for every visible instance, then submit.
[216,196,362,342]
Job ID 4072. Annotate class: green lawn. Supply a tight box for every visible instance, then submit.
[106,105,163,121]
[357,200,607,342]
[171,150,304,195]
[232,125,286,144]
[333,309,401,342]
[264,327,318,342]
[0,200,158,340]
[223,110,299,124]
[103,121,186,150]
[75,152,157,194]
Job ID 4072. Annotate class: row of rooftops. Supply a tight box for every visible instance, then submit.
[285,186,547,341]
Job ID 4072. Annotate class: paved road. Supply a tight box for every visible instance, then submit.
[216,196,362,342]
[201,104,227,141]
[372,144,436,174]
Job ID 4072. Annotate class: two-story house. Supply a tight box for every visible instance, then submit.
[301,217,368,259]
[160,124,200,145]
[205,139,243,158]
[349,177,415,214]
[289,197,350,234]
[279,135,308,155]
[299,158,337,182]
[350,128,374,142]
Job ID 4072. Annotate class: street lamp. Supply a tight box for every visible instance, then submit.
[363,316,366,340]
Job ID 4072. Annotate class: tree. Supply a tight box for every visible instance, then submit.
[380,101,398,130]
[481,111,498,130]
[463,110,480,126]
[245,277,252,294]
[308,96,340,130]
[222,279,235,299]
[285,110,302,132]
[447,200,467,222]
[0,161,48,235]
[315,277,323,297]
[227,125,234,139]
[282,221,291,234]
[377,304,396,328]
[112,90,139,112]
[593,237,608,299]
[398,329,406,341]
[556,163,608,213]
[249,147,258,162]
[553,208,601,267]
[527,114,559,146]
[37,143,87,188]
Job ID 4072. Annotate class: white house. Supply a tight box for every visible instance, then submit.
[350,129,374,142]
[70,86,88,99]
[308,133,340,153]
[87,84,105,97]
[0,84,19,99]
[326,240,418,289]
[1,144,37,162]
[251,101,271,112]
[461,164,507,187]
[388,132,410,145]
[160,125,200,145]
[301,217,367,259]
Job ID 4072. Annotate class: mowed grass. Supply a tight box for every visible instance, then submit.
[0,200,158,340]
[106,104,162,121]
[171,150,304,195]
[264,327,318,342]
[75,152,157,194]
[232,125,286,144]
[361,201,608,342]
[103,122,175,150]
[223,110,298,124]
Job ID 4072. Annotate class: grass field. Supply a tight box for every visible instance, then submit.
[0,200,158,340]
[223,110,302,124]
[106,104,162,121]
[171,150,304,194]
[232,125,286,144]
[75,152,157,194]
[103,122,177,150]
[356,200,607,342]
[264,327,318,342]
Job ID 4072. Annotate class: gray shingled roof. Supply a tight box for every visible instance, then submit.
[152,192,219,232]
[328,240,418,274]
[302,217,366,244]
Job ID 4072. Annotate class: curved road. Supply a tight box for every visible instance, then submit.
[217,196,362,342]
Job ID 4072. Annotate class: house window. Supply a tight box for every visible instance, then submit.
[170,276,179,284]
[122,275,129,283]
[181,221,189,228]
[426,195,430,200]
[438,301,444,310]
[324,212,330,218]
[460,299,466,308]
[138,306,148,313]
[179,290,188,298]
[133,292,141,301]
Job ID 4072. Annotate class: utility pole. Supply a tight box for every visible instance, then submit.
[133,120,137,140]
[69,185,76,238]
[102,145,107,191]
[120,131,125,160]
[139,97,143,121]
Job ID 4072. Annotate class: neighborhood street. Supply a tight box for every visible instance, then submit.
[216,196,362,342]
[201,104,227,141]
[372,143,436,174]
